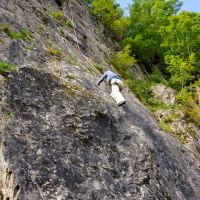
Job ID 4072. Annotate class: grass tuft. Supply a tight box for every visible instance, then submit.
[0,61,14,74]
[1,25,30,40]
[51,10,65,21]
[47,42,64,59]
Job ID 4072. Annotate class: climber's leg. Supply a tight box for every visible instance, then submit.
[115,79,124,91]
[110,80,126,106]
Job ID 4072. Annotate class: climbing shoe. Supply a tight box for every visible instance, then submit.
[118,100,126,106]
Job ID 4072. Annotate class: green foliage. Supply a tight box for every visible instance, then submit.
[1,25,30,40]
[125,0,182,66]
[165,54,196,89]
[127,77,171,111]
[7,111,14,118]
[109,45,136,77]
[148,70,168,84]
[160,11,200,58]
[62,82,83,96]
[88,0,127,37]
[91,0,122,24]
[111,16,129,38]
[67,74,76,79]
[0,61,14,74]
[186,100,200,127]
[87,0,200,130]
[160,119,172,133]
[58,27,65,37]
[37,26,45,34]
[176,89,200,126]
[51,10,65,21]
[160,11,200,88]
[126,79,152,105]
[159,111,194,143]
[149,100,171,112]
[194,79,200,87]
[65,19,73,27]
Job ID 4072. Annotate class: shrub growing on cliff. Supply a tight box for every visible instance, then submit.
[160,119,172,133]
[149,70,168,84]
[1,25,30,40]
[126,79,152,105]
[51,10,65,21]
[0,61,14,74]
[109,45,136,78]
[88,0,127,37]
[176,89,200,126]
[160,11,200,89]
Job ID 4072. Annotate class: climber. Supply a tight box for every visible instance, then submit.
[97,70,126,106]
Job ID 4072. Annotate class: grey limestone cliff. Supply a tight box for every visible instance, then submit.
[0,0,200,200]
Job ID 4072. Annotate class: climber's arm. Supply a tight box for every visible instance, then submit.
[97,72,107,86]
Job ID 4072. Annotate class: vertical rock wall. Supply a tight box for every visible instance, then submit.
[0,0,200,200]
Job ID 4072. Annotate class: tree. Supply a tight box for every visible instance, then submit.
[125,0,182,68]
[91,0,122,24]
[86,0,128,37]
[160,11,200,88]
[165,54,196,89]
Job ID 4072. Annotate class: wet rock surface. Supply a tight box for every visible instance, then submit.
[0,0,200,200]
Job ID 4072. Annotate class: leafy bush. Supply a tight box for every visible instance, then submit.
[160,119,172,133]
[176,88,200,126]
[52,10,65,21]
[125,0,182,66]
[149,100,171,112]
[160,11,200,89]
[186,101,200,126]
[109,45,136,78]
[149,70,168,84]
[165,54,196,89]
[127,77,171,111]
[0,61,14,74]
[88,0,125,36]
[126,79,152,105]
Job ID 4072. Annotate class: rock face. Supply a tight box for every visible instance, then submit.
[154,109,200,160]
[151,84,176,105]
[1,0,200,200]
